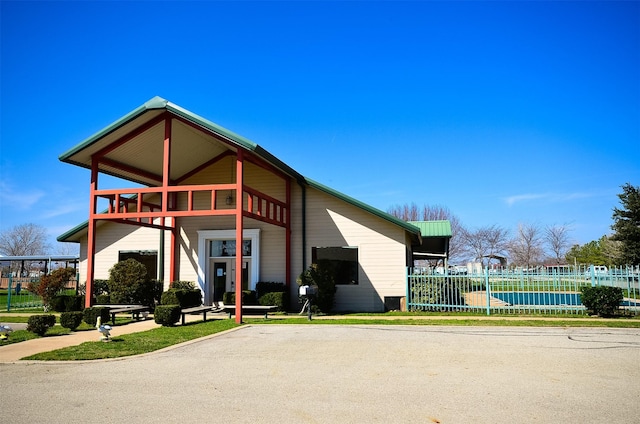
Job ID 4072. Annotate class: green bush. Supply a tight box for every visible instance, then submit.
[107,259,161,308]
[255,282,286,299]
[96,294,111,304]
[223,290,256,305]
[93,279,109,296]
[161,288,202,308]
[297,262,336,314]
[50,294,84,312]
[83,307,111,326]
[258,291,288,311]
[60,311,84,330]
[581,286,624,317]
[154,305,181,326]
[27,314,56,336]
[170,281,196,290]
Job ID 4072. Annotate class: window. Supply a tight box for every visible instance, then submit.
[209,240,252,257]
[118,250,158,280]
[312,247,358,285]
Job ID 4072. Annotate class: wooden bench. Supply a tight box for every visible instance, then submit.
[107,305,150,325]
[222,304,278,319]
[180,305,214,325]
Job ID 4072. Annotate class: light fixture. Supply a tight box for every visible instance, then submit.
[225,194,233,205]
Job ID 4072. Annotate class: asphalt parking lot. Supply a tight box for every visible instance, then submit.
[1,324,638,423]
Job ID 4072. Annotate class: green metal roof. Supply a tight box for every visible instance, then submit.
[57,97,422,241]
[59,96,255,161]
[408,220,452,238]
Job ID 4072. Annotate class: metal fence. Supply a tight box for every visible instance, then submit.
[406,266,640,315]
[0,275,80,311]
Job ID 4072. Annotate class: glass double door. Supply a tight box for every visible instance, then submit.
[209,259,249,304]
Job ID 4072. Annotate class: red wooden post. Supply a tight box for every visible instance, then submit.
[235,150,244,324]
[85,157,99,308]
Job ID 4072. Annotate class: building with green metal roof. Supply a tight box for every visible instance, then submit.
[58,97,450,313]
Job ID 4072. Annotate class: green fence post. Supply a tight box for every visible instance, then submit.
[7,275,12,312]
[485,267,490,316]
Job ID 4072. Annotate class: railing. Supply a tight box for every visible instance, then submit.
[406,266,640,315]
[93,184,288,227]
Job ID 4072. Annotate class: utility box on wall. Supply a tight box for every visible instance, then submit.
[384,296,406,312]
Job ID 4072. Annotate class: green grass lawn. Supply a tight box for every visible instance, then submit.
[24,319,239,361]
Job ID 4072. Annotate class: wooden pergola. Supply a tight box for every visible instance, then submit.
[60,98,297,323]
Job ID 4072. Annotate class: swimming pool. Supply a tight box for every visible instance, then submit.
[492,292,640,307]
[492,292,582,306]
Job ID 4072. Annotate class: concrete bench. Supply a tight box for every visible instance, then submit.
[222,304,278,319]
[180,305,214,325]
[107,305,150,325]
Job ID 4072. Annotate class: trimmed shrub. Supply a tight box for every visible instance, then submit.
[96,294,111,304]
[223,290,256,305]
[255,282,286,299]
[170,281,196,290]
[27,314,56,336]
[154,305,181,326]
[581,286,623,317]
[50,294,84,312]
[108,259,149,305]
[83,307,111,326]
[258,291,288,311]
[160,288,202,308]
[60,311,84,330]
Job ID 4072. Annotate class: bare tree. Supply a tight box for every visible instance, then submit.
[461,225,509,267]
[544,224,572,264]
[0,223,50,256]
[509,223,544,268]
[387,203,467,263]
[387,202,420,221]
[0,223,51,276]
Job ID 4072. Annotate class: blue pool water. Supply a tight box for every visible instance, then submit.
[492,292,582,306]
[492,292,640,307]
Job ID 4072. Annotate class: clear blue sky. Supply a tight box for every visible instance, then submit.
[1,1,638,253]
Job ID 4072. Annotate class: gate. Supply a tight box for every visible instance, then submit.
[1,276,43,311]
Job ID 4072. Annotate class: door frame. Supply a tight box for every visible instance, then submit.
[197,229,260,304]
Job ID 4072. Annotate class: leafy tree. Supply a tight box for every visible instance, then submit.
[26,267,76,311]
[565,235,621,267]
[611,183,640,265]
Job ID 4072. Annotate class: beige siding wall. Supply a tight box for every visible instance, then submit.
[289,185,408,312]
